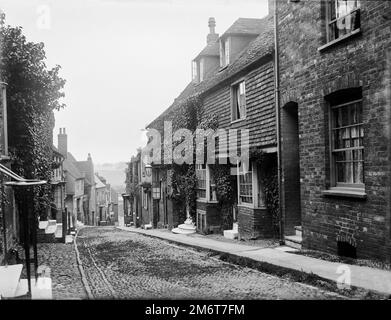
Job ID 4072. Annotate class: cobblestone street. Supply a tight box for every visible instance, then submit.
[74,227,346,300]
[37,242,87,300]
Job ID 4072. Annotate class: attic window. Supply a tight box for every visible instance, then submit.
[192,60,198,82]
[220,37,230,67]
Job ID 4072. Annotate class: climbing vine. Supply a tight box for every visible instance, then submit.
[0,19,66,219]
[252,149,280,237]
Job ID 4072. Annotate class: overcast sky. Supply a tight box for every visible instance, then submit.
[1,0,269,165]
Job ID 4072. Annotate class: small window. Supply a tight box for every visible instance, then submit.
[192,60,198,82]
[220,37,230,67]
[330,92,364,188]
[152,187,160,199]
[231,81,246,121]
[195,164,206,199]
[239,162,253,204]
[199,59,204,82]
[326,0,360,43]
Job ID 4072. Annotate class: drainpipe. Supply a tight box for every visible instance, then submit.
[273,0,285,245]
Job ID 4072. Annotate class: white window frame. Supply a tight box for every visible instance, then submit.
[192,60,198,81]
[219,37,230,68]
[231,80,246,122]
[199,58,205,82]
[237,161,263,208]
[195,164,207,200]
[329,98,364,189]
[196,164,217,203]
[326,0,361,43]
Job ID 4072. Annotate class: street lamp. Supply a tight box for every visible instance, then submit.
[145,163,152,177]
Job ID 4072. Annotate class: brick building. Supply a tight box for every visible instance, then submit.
[276,0,391,261]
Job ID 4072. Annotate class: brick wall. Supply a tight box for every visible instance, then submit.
[238,205,273,240]
[277,0,391,261]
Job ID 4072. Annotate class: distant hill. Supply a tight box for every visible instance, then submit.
[95,162,127,194]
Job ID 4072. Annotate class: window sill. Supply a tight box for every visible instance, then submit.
[318,28,361,52]
[218,65,228,72]
[197,198,219,204]
[238,203,255,209]
[230,117,246,125]
[321,187,367,199]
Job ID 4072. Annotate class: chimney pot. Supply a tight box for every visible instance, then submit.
[208,17,216,33]
[207,17,219,45]
[58,127,67,157]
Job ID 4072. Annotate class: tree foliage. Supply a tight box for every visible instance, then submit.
[0,20,66,219]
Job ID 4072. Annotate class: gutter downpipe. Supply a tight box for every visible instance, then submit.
[274,0,285,245]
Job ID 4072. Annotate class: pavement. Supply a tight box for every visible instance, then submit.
[117,226,391,296]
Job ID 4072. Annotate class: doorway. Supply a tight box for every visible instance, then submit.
[282,102,302,236]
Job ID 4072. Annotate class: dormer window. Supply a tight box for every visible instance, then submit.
[192,60,198,82]
[326,0,360,43]
[220,37,230,67]
[192,59,205,83]
[199,59,204,82]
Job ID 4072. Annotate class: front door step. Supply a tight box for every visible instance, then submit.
[14,277,52,299]
[0,264,23,298]
[223,229,238,240]
[285,234,302,249]
[294,225,302,237]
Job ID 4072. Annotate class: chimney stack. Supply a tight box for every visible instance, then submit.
[58,127,67,158]
[268,0,275,17]
[207,17,219,45]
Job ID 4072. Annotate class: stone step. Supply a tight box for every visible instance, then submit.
[295,225,302,237]
[172,227,196,234]
[285,234,302,250]
[223,229,238,240]
[177,224,196,231]
[0,264,23,298]
[15,278,52,300]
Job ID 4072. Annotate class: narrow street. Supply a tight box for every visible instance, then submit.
[74,227,343,300]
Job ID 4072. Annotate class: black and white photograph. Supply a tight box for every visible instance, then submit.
[0,0,390,306]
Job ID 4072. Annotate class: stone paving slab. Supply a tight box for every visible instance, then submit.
[117,226,391,296]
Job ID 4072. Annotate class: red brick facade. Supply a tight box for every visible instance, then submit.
[277,0,391,261]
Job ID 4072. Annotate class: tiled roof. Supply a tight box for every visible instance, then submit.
[95,174,106,189]
[194,41,220,60]
[63,157,83,195]
[75,161,93,185]
[52,145,64,158]
[222,18,266,37]
[147,16,274,129]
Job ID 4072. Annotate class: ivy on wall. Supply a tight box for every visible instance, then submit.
[0,19,66,219]
[252,149,280,237]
